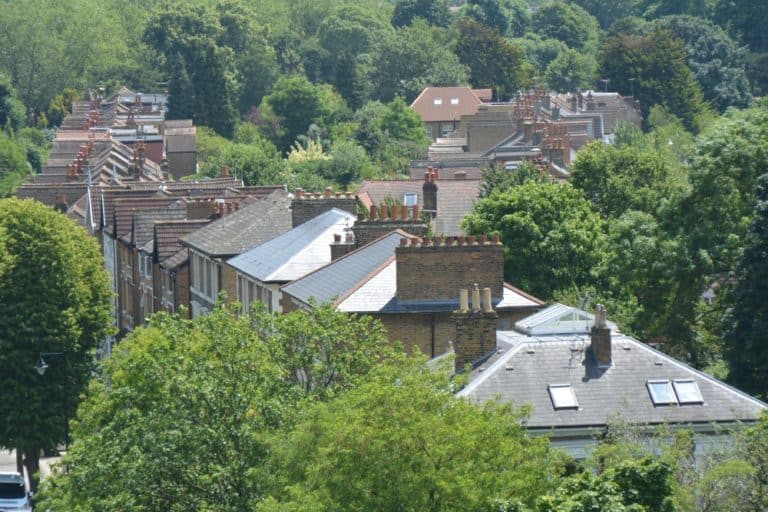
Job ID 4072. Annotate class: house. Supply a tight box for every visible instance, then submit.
[410,86,489,139]
[181,190,292,318]
[282,230,543,356]
[226,208,356,313]
[357,171,481,236]
[452,302,767,459]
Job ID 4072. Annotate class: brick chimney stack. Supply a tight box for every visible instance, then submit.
[352,204,428,247]
[451,285,498,373]
[423,168,438,218]
[291,187,357,227]
[590,304,611,367]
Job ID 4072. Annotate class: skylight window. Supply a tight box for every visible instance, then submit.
[434,98,443,105]
[450,97,459,105]
[403,193,418,207]
[673,379,703,404]
[548,384,578,409]
[647,380,677,405]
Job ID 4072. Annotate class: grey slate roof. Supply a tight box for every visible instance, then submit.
[181,190,291,257]
[129,207,187,247]
[458,316,767,433]
[227,208,355,283]
[155,220,211,264]
[282,230,411,306]
[357,179,481,236]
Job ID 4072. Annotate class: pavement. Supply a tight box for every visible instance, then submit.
[0,449,61,483]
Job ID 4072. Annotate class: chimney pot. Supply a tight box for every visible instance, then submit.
[472,284,481,312]
[483,287,494,313]
[324,186,333,198]
[412,205,420,220]
[479,234,488,245]
[492,233,501,244]
[357,213,365,222]
[459,289,469,313]
[379,204,389,220]
[369,204,378,220]
[391,204,400,220]
[400,237,408,246]
[334,233,342,243]
[295,188,304,198]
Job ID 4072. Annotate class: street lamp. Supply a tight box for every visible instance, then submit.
[34,351,69,451]
[599,78,610,93]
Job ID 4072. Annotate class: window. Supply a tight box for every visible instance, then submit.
[403,193,418,207]
[433,97,442,105]
[426,125,433,138]
[548,384,578,409]
[673,379,703,404]
[441,123,454,137]
[647,380,677,405]
[450,97,459,105]
[140,253,152,278]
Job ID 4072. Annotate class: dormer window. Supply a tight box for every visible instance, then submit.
[673,379,703,404]
[548,384,578,409]
[450,97,459,105]
[434,98,443,105]
[647,380,676,405]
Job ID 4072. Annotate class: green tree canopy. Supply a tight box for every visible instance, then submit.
[544,47,597,92]
[454,18,527,100]
[391,0,451,28]
[463,181,608,299]
[0,199,112,490]
[530,1,600,51]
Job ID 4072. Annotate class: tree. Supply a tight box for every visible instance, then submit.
[364,20,469,103]
[714,0,768,53]
[0,199,112,491]
[652,15,752,111]
[600,29,708,132]
[479,160,547,198]
[257,358,559,512]
[462,181,608,299]
[376,97,430,146]
[45,88,80,128]
[544,48,597,92]
[36,303,398,510]
[530,1,600,51]
[391,0,450,28]
[454,18,527,100]
[722,175,768,399]
[571,0,642,29]
[570,140,687,219]
[0,74,25,131]
[0,135,30,196]
[464,0,529,35]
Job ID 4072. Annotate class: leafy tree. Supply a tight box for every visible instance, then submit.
[722,174,768,399]
[258,358,559,511]
[544,48,597,92]
[0,134,31,196]
[515,34,568,76]
[571,0,642,29]
[45,88,80,128]
[376,97,430,146]
[464,0,529,35]
[0,199,112,491]
[0,74,25,131]
[36,303,398,510]
[570,140,688,218]
[530,2,600,51]
[165,53,196,121]
[652,15,752,111]
[391,0,451,28]
[600,29,708,132]
[463,181,608,299]
[479,160,547,198]
[454,18,527,100]
[365,20,469,103]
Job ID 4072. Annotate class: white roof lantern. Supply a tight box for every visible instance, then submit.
[514,303,618,335]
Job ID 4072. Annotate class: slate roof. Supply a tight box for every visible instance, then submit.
[356,179,481,236]
[458,308,767,433]
[411,87,484,123]
[154,220,211,265]
[111,197,182,238]
[181,189,291,258]
[129,207,188,247]
[228,208,355,283]
[282,231,412,307]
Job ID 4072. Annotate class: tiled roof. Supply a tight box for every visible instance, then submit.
[411,87,483,123]
[458,326,767,431]
[227,208,355,283]
[130,207,188,247]
[155,220,211,264]
[282,231,412,307]
[111,197,182,238]
[181,190,291,257]
[357,179,481,236]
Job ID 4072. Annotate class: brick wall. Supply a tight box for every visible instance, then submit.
[220,260,238,305]
[291,187,357,227]
[396,235,504,302]
[352,204,427,247]
[377,312,455,357]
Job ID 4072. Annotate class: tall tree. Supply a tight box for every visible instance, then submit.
[722,175,768,399]
[462,181,608,299]
[600,29,708,132]
[391,0,451,28]
[454,18,527,100]
[530,1,600,51]
[0,199,112,491]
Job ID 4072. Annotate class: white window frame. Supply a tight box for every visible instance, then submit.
[673,379,703,404]
[548,384,578,409]
[647,380,677,405]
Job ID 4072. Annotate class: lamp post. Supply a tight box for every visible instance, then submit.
[34,351,69,451]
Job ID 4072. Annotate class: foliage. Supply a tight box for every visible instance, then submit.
[364,19,469,103]
[376,97,430,147]
[515,35,568,76]
[722,174,768,399]
[530,2,600,51]
[0,135,30,197]
[0,199,112,490]
[652,15,752,112]
[571,0,642,29]
[464,0,530,36]
[713,0,768,53]
[36,303,399,510]
[454,18,527,100]
[479,160,547,198]
[600,29,709,132]
[392,0,451,28]
[463,181,607,299]
[45,88,81,128]
[258,359,560,511]
[544,48,597,92]
[0,74,26,131]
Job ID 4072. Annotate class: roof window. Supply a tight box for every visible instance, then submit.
[450,97,459,105]
[673,379,703,404]
[434,98,443,105]
[403,193,418,207]
[647,380,677,405]
[548,384,578,409]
